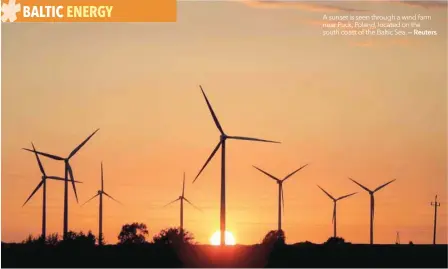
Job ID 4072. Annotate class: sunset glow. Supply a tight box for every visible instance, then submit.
[210,231,236,246]
[1,0,447,246]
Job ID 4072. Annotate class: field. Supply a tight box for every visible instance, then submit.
[2,242,447,268]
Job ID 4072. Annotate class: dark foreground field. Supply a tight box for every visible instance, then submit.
[2,242,447,268]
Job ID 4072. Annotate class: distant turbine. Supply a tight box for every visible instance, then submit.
[430,195,441,245]
[22,143,82,240]
[252,164,308,232]
[82,162,121,245]
[349,177,396,245]
[164,172,201,234]
[23,129,99,239]
[317,185,356,238]
[395,231,400,244]
[193,85,280,246]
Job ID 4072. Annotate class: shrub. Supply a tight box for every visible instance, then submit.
[152,227,194,246]
[261,230,286,246]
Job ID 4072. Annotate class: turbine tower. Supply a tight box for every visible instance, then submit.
[395,231,400,244]
[22,143,82,240]
[23,129,99,239]
[430,195,441,245]
[252,165,308,232]
[193,85,280,245]
[164,172,201,234]
[317,185,356,238]
[82,162,121,245]
[349,177,396,245]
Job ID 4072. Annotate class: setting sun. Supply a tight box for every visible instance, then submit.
[210,231,236,246]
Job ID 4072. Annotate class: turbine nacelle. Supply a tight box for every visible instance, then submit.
[82,163,121,207]
[164,175,201,212]
[220,134,227,141]
[349,177,396,195]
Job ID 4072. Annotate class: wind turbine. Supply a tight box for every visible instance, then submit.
[349,177,396,245]
[23,129,99,239]
[82,162,121,245]
[164,172,201,234]
[252,164,308,232]
[22,143,82,240]
[317,185,356,238]
[193,85,280,245]
[430,195,441,245]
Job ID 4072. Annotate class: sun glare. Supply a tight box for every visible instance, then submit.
[210,231,236,246]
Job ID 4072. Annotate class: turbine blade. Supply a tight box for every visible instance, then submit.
[227,136,280,144]
[282,164,309,182]
[101,162,104,191]
[67,164,79,203]
[47,176,82,184]
[68,129,99,159]
[337,192,357,201]
[317,185,335,200]
[182,172,185,197]
[163,197,180,207]
[23,180,44,207]
[22,148,64,161]
[81,193,100,206]
[199,85,224,135]
[103,192,122,205]
[184,197,203,212]
[252,166,280,181]
[374,179,396,192]
[193,141,221,183]
[349,178,372,193]
[31,143,46,176]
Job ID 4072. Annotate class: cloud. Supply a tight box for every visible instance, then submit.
[398,0,447,9]
[242,0,368,13]
[242,0,447,12]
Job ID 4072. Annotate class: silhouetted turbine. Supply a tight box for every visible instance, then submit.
[82,162,121,245]
[23,142,82,240]
[23,129,99,239]
[252,164,308,232]
[317,185,356,238]
[349,177,396,245]
[193,85,280,245]
[430,195,441,245]
[164,172,201,234]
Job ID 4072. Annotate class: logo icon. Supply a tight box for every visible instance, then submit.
[1,0,21,22]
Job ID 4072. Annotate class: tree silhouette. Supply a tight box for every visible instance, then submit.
[118,222,148,245]
[324,236,348,245]
[46,233,59,246]
[22,234,44,245]
[60,231,96,247]
[261,230,286,246]
[152,227,194,246]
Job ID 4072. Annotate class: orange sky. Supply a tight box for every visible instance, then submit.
[2,1,447,245]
